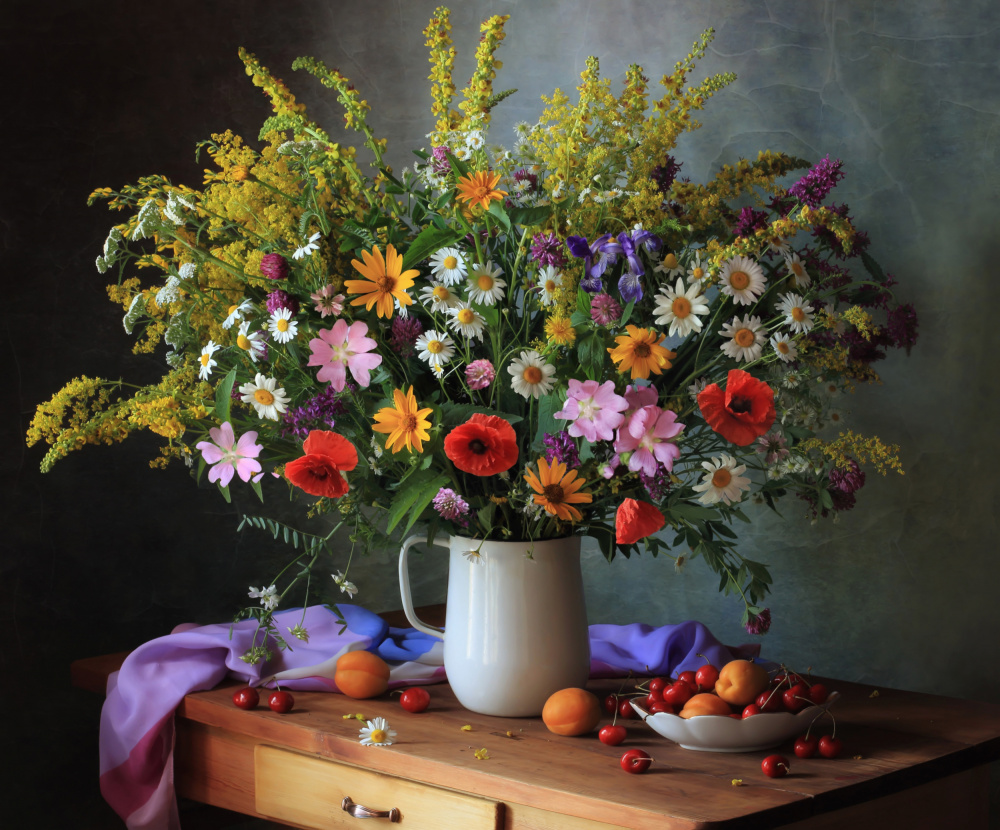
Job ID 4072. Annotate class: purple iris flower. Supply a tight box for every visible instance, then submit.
[615,228,663,303]
[567,233,623,293]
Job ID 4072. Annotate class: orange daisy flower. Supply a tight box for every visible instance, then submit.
[345,244,418,319]
[523,458,593,523]
[455,170,507,211]
[372,386,433,454]
[607,325,676,380]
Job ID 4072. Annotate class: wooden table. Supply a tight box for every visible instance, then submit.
[73,644,1000,829]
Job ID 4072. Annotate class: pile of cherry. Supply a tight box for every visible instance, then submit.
[604,662,843,776]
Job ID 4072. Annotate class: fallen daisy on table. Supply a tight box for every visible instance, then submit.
[359,717,396,747]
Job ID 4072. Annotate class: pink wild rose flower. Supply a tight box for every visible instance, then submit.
[613,405,684,476]
[195,421,263,487]
[554,379,628,442]
[307,319,382,392]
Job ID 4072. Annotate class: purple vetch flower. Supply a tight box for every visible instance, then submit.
[266,289,299,315]
[745,608,772,635]
[788,155,845,208]
[590,293,622,326]
[465,359,495,391]
[390,315,424,357]
[529,231,567,269]
[651,155,682,195]
[281,385,350,440]
[733,206,770,238]
[260,253,290,281]
[432,488,470,521]
[639,466,672,501]
[542,431,580,468]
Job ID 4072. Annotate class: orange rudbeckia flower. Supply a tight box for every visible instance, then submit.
[607,325,676,380]
[455,170,507,211]
[372,386,433,454]
[523,458,593,523]
[345,244,418,319]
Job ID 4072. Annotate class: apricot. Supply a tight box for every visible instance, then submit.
[679,693,733,718]
[334,650,391,699]
[714,659,770,707]
[542,688,602,736]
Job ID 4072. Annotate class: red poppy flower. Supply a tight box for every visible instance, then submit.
[697,369,776,446]
[285,430,358,498]
[444,414,518,476]
[615,498,665,545]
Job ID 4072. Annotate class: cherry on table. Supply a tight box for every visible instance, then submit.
[761,754,790,778]
[818,735,843,758]
[232,687,259,710]
[267,689,295,714]
[399,687,431,713]
[599,724,627,746]
[620,748,651,774]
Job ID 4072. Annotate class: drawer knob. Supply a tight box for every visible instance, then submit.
[341,796,401,822]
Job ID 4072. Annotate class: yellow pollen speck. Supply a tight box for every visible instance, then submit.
[692,267,704,280]
[237,334,251,350]
[777,341,790,354]
[369,729,386,743]
[791,307,806,322]
[662,253,678,269]
[457,308,475,324]
[228,304,239,316]
[200,354,210,366]
[791,262,804,276]
[477,274,494,291]
[433,286,450,300]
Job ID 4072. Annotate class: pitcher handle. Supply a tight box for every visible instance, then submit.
[398,534,447,640]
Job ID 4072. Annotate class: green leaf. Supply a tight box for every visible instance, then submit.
[401,474,451,535]
[250,478,264,503]
[619,299,636,327]
[402,225,463,270]
[669,502,721,523]
[218,483,232,504]
[487,201,512,231]
[215,368,237,424]
[507,204,553,227]
[385,471,441,534]
[570,310,590,328]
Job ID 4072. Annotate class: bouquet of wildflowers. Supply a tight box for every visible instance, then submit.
[27,8,917,637]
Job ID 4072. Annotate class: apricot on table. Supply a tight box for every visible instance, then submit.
[542,688,602,736]
[679,693,733,718]
[334,650,391,699]
[714,659,770,707]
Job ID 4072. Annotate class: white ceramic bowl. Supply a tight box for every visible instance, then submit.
[631,691,840,752]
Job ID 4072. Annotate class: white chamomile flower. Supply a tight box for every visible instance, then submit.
[777,293,815,334]
[720,314,766,363]
[507,350,556,399]
[198,340,221,380]
[719,255,767,306]
[415,329,456,369]
[239,373,290,421]
[466,262,506,306]
[419,281,461,313]
[359,717,396,747]
[465,129,485,151]
[446,302,487,341]
[429,247,468,286]
[687,377,708,403]
[653,278,710,338]
[268,308,299,344]
[452,145,471,162]
[537,265,563,307]
[686,251,709,284]
[462,548,482,563]
[692,454,751,506]
[248,585,279,611]
[824,408,848,429]
[223,299,254,330]
[784,252,811,288]
[333,571,358,598]
[770,332,798,363]
[235,320,267,362]
[654,251,685,278]
[292,231,321,260]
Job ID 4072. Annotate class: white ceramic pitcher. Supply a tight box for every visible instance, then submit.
[398,534,591,717]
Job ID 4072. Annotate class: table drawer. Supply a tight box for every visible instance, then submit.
[255,745,503,829]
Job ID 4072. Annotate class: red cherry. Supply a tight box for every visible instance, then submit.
[399,687,430,713]
[603,694,620,715]
[599,724,627,746]
[793,734,818,758]
[643,692,661,709]
[620,748,651,774]
[695,664,720,693]
[618,698,637,719]
[741,703,761,719]
[648,676,668,695]
[808,683,829,705]
[818,735,843,758]
[761,754,790,778]
[647,700,675,715]
[662,681,693,707]
[756,689,784,713]
[782,683,811,714]
[676,670,698,692]
[232,687,259,710]
[267,690,295,714]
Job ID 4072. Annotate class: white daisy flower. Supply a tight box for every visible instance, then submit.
[415,330,456,369]
[784,252,811,288]
[653,251,685,278]
[720,314,766,363]
[419,281,461,313]
[446,303,487,341]
[719,255,766,306]
[248,585,279,611]
[462,549,482,563]
[452,145,471,162]
[507,350,556,399]
[537,265,563,307]
[778,293,815,334]
[653,278,710,338]
[692,454,751,506]
[686,252,709,285]
[268,308,299,344]
[359,717,396,747]
[824,408,848,429]
[292,231,321,260]
[239,373,290,421]
[429,247,468,286]
[769,236,792,256]
[770,333,798,363]
[198,340,221,380]
[235,321,267,363]
[687,377,708,403]
[465,129,485,151]
[223,299,254,330]
[333,571,358,599]
[466,262,506,306]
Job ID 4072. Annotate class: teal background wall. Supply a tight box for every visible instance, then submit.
[5,1,997,826]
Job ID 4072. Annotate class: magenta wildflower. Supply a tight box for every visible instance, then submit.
[260,253,289,281]
[390,315,424,357]
[885,303,919,353]
[281,385,349,440]
[755,430,789,466]
[651,155,682,195]
[542,432,580,468]
[554,379,628,443]
[733,206,770,239]
[432,488,470,521]
[590,293,622,326]
[788,155,845,208]
[195,422,262,487]
[613,405,684,476]
[639,466,672,501]
[430,145,450,175]
[266,289,299,315]
[311,285,346,318]
[745,608,772,635]
[465,359,495,391]
[513,168,539,194]
[529,231,567,268]
[307,319,382,392]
